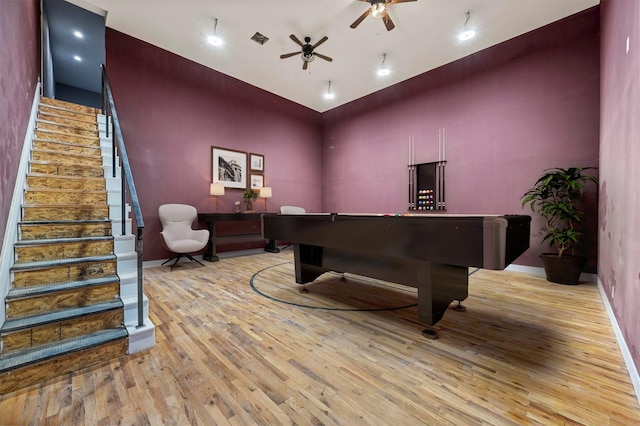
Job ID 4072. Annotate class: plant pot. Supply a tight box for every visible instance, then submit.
[540,254,585,285]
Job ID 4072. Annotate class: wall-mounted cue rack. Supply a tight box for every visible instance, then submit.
[408,161,446,211]
[407,130,447,211]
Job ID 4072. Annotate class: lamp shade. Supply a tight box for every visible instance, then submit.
[259,187,272,198]
[210,183,225,196]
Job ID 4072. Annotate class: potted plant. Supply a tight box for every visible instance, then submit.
[521,167,598,284]
[243,188,258,212]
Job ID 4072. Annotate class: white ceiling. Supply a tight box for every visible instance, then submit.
[68,0,599,113]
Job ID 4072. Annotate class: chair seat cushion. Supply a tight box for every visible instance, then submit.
[166,239,208,253]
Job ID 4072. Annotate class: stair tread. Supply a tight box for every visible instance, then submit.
[27,172,105,181]
[34,134,99,142]
[22,203,108,208]
[29,160,103,169]
[15,235,113,246]
[11,254,116,271]
[38,108,96,118]
[19,218,111,225]
[33,138,102,150]
[32,147,101,158]
[39,108,97,121]
[1,299,123,333]
[35,125,97,134]
[36,118,97,129]
[6,275,120,300]
[0,328,127,373]
[40,98,98,114]
[25,187,107,193]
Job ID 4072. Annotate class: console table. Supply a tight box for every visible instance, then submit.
[197,213,279,262]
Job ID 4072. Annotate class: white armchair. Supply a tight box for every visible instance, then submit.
[280,206,306,214]
[159,204,209,270]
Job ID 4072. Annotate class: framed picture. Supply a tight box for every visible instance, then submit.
[250,174,264,189]
[212,146,247,189]
[249,153,264,172]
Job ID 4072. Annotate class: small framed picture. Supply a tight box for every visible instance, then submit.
[250,153,264,172]
[250,174,264,189]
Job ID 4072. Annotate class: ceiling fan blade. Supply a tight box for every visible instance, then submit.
[390,0,418,3]
[350,9,371,29]
[302,61,309,71]
[280,52,300,59]
[312,36,328,49]
[383,12,396,31]
[289,34,304,47]
[315,53,333,62]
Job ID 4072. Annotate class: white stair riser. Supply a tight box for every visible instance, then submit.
[114,235,135,253]
[116,251,137,273]
[103,165,121,179]
[122,295,149,326]
[109,204,131,220]
[111,220,133,237]
[101,145,118,158]
[102,156,121,169]
[105,177,121,191]
[107,190,123,205]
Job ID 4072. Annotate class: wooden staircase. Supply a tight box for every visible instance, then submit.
[0,97,128,394]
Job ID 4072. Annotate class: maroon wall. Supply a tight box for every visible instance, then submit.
[0,0,40,247]
[105,29,323,261]
[599,0,640,376]
[321,8,600,269]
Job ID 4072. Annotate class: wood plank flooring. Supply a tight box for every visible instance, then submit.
[1,250,638,425]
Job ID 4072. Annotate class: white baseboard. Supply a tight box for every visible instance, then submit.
[509,265,637,404]
[142,248,268,269]
[597,277,640,407]
[506,264,596,283]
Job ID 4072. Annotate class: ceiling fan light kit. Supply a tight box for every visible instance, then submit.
[276,1,471,99]
[280,34,333,71]
[350,0,418,32]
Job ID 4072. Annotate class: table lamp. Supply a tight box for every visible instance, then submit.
[259,187,272,212]
[210,182,225,212]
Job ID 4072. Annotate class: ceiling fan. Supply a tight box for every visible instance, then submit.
[350,0,417,32]
[280,34,333,70]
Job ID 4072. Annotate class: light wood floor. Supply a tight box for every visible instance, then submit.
[1,250,639,425]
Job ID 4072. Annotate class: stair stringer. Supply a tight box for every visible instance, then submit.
[99,114,155,354]
[0,85,41,330]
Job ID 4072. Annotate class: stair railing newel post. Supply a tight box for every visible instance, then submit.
[137,229,144,328]
[121,154,126,236]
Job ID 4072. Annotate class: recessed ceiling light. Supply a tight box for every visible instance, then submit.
[458,11,476,41]
[208,18,223,46]
[324,81,335,100]
[377,53,390,76]
[73,55,82,62]
[73,30,84,39]
[207,35,223,46]
[458,29,476,41]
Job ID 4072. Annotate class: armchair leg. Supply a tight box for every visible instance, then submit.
[162,253,205,270]
[162,254,182,266]
[186,254,205,267]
